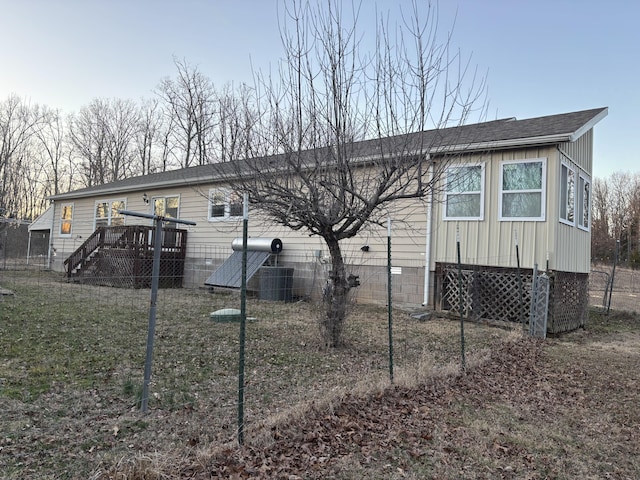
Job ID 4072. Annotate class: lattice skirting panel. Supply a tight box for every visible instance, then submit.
[547,271,588,334]
[437,263,533,323]
[436,263,588,334]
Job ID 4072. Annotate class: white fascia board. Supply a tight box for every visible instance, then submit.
[569,107,608,142]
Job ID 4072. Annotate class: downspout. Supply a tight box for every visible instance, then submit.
[47,201,55,269]
[423,161,435,306]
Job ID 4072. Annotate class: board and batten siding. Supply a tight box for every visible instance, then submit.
[559,129,593,174]
[551,130,594,274]
[431,146,562,271]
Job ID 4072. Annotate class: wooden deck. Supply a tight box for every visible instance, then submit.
[64,225,188,288]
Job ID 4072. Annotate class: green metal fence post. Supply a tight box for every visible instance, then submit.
[456,226,466,373]
[387,217,394,383]
[237,194,249,446]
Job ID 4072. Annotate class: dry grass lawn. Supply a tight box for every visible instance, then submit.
[0,270,638,479]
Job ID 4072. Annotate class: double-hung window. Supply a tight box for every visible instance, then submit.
[577,174,591,231]
[94,199,126,229]
[443,163,485,220]
[152,195,180,221]
[149,195,180,247]
[499,158,546,221]
[559,163,575,225]
[208,189,243,221]
[59,203,74,237]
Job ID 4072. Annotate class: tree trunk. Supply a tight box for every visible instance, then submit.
[322,236,349,347]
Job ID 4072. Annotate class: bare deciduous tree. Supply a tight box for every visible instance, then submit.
[35,106,72,197]
[156,58,216,167]
[0,95,46,218]
[215,0,486,346]
[592,172,640,265]
[69,98,140,187]
[592,177,611,262]
[214,83,262,161]
[135,98,163,175]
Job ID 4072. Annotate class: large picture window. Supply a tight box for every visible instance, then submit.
[208,189,243,221]
[559,163,575,225]
[499,158,546,221]
[94,199,126,228]
[59,203,74,237]
[443,163,485,220]
[577,174,591,231]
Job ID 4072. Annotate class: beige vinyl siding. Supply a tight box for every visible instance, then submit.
[50,180,430,275]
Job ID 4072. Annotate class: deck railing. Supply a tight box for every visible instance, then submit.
[64,225,188,281]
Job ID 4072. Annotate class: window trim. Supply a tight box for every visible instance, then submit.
[93,198,127,229]
[59,202,74,238]
[577,173,591,232]
[559,162,576,226]
[151,194,180,223]
[442,162,485,221]
[498,158,547,222]
[208,188,243,222]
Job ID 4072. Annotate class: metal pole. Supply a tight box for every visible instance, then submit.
[387,217,394,383]
[607,239,620,314]
[456,226,466,373]
[26,231,32,265]
[237,194,249,445]
[529,263,538,336]
[141,217,163,414]
[117,210,196,414]
[515,231,525,331]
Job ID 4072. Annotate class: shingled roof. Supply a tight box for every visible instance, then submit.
[50,107,607,201]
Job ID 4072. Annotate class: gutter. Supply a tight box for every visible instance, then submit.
[47,175,217,201]
[428,133,575,154]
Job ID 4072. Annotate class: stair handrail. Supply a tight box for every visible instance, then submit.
[63,228,105,277]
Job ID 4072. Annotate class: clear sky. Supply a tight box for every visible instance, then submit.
[0,0,636,179]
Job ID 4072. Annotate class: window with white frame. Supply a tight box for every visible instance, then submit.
[208,189,243,221]
[59,203,74,237]
[152,195,180,220]
[443,163,485,220]
[577,174,591,230]
[559,163,575,225]
[94,199,126,228]
[499,158,546,221]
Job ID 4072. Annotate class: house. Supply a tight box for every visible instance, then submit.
[46,107,607,332]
